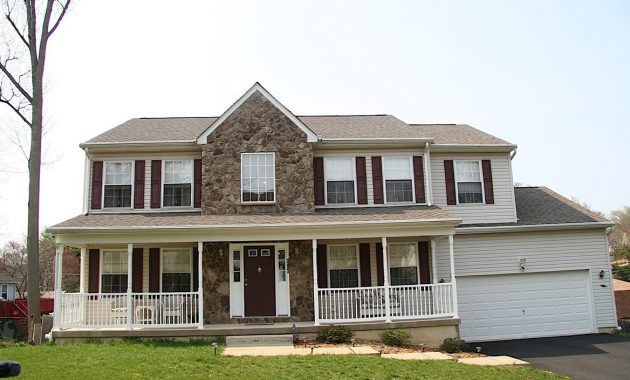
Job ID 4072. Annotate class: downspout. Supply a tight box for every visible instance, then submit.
[82,148,91,215]
[425,142,433,206]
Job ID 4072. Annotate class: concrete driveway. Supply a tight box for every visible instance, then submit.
[478,334,630,380]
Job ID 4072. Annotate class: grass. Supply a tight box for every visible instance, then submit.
[0,340,564,379]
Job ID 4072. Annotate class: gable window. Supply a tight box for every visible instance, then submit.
[389,243,418,286]
[101,250,128,293]
[455,161,483,204]
[163,160,193,207]
[1,284,8,300]
[328,245,359,288]
[241,153,275,203]
[162,249,192,292]
[103,162,132,208]
[383,157,413,203]
[325,157,356,204]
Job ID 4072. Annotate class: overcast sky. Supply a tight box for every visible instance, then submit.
[0,0,629,245]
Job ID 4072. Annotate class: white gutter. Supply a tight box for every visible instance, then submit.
[318,138,434,145]
[430,144,517,152]
[79,140,198,150]
[455,222,613,234]
[47,217,462,234]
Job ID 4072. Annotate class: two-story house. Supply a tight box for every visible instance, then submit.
[47,83,616,345]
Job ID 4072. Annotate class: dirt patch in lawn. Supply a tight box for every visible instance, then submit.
[295,338,484,357]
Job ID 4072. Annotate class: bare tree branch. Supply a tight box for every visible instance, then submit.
[0,56,33,102]
[5,10,30,49]
[48,0,70,36]
[0,94,31,125]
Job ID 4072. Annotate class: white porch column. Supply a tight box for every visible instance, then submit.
[312,239,320,326]
[430,240,437,284]
[448,235,459,317]
[79,248,87,293]
[127,243,133,329]
[381,237,391,323]
[53,243,64,330]
[197,241,204,329]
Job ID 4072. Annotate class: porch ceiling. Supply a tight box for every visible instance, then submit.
[48,206,460,245]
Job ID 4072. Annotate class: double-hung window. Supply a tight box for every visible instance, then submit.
[383,157,413,203]
[1,284,8,300]
[389,243,419,286]
[325,157,355,204]
[162,249,192,292]
[163,160,193,207]
[103,162,132,208]
[101,250,128,293]
[455,161,483,204]
[241,153,275,202]
[328,245,359,288]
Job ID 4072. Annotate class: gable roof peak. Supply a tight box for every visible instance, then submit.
[196,82,319,144]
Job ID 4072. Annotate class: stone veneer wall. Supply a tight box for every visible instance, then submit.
[202,90,315,215]
[203,241,315,324]
[288,240,315,321]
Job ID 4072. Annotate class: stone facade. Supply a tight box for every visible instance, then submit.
[202,242,231,324]
[288,240,315,321]
[202,90,315,215]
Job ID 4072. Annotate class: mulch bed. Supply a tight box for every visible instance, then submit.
[295,338,484,357]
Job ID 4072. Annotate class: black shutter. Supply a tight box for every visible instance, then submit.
[192,247,199,291]
[413,156,426,203]
[372,156,384,204]
[151,160,161,208]
[149,248,160,292]
[194,159,202,208]
[316,244,328,288]
[134,160,145,209]
[359,243,371,287]
[444,160,456,205]
[132,248,143,292]
[90,161,103,210]
[375,243,384,286]
[482,160,494,204]
[88,249,100,293]
[356,157,368,205]
[313,157,325,206]
[418,242,430,284]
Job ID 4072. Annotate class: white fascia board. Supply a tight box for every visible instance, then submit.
[430,144,517,153]
[455,222,613,234]
[80,141,197,150]
[318,138,434,145]
[196,82,319,144]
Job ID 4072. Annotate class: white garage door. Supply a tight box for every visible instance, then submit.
[457,270,595,342]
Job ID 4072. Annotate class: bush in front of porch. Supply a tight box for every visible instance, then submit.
[1,340,563,379]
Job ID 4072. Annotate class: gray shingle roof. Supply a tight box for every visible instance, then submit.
[85,117,217,144]
[48,206,458,231]
[0,273,18,283]
[409,124,512,145]
[82,115,513,146]
[460,186,610,228]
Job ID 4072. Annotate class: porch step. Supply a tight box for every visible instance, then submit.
[226,334,294,347]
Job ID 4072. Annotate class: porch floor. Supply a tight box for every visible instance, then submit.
[52,317,460,341]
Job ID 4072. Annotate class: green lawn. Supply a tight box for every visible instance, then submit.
[1,340,564,379]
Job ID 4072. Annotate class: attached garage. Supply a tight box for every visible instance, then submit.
[457,270,596,342]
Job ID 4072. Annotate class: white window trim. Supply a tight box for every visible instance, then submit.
[240,152,277,204]
[159,247,194,293]
[102,161,135,210]
[99,249,128,293]
[327,244,361,288]
[161,159,194,208]
[382,156,416,205]
[388,242,420,286]
[454,160,485,205]
[324,157,358,206]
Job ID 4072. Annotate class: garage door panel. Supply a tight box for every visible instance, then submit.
[458,270,594,341]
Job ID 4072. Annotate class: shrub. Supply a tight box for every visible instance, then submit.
[316,326,354,344]
[440,337,468,353]
[380,330,412,346]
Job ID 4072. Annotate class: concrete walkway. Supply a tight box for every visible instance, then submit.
[223,345,527,366]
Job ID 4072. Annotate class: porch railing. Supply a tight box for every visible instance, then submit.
[58,292,199,329]
[318,283,454,323]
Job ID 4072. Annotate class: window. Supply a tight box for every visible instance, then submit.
[233,251,241,282]
[241,153,275,202]
[389,243,418,286]
[1,284,8,300]
[455,161,483,204]
[278,250,287,282]
[162,249,192,292]
[103,162,132,208]
[101,250,128,293]
[383,157,413,203]
[328,245,359,288]
[325,157,355,204]
[163,160,193,207]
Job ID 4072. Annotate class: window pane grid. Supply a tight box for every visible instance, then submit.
[455,161,483,204]
[104,162,132,208]
[383,157,412,180]
[327,181,355,204]
[163,161,192,207]
[389,244,418,286]
[102,250,128,293]
[385,180,413,202]
[162,249,191,292]
[242,153,275,202]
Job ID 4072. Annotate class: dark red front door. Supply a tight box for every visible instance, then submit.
[244,246,276,316]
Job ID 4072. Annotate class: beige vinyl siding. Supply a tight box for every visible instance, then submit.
[435,229,616,329]
[431,152,516,224]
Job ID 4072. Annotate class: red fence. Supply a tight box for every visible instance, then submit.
[0,298,54,319]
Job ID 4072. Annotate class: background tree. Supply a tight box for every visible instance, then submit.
[0,240,27,297]
[0,0,71,343]
[610,206,630,253]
